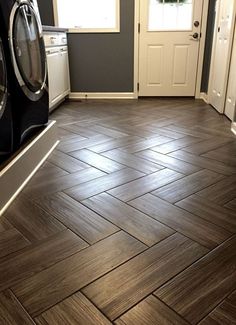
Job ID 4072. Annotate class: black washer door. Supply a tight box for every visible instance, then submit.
[0,38,7,119]
[13,3,46,96]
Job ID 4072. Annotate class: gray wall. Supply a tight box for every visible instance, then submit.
[201,0,216,93]
[68,0,134,92]
[38,0,214,95]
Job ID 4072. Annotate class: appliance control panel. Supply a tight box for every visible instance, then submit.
[44,32,67,48]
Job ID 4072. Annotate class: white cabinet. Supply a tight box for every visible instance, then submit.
[47,46,70,110]
[44,32,70,112]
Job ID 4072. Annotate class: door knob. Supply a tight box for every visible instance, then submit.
[189,32,199,40]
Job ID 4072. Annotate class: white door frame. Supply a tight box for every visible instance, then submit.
[133,0,209,99]
[208,0,236,113]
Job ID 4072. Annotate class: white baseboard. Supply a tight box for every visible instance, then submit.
[200,92,209,104]
[0,121,59,216]
[69,92,137,100]
[231,122,236,135]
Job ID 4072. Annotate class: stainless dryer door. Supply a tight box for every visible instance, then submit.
[0,38,7,119]
[9,1,47,101]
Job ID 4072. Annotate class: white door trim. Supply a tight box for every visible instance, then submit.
[133,0,140,99]
[135,0,209,99]
[208,0,236,113]
[195,0,210,98]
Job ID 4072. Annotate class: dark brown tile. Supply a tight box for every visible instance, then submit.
[115,295,189,325]
[0,230,88,291]
[120,135,172,153]
[182,137,234,155]
[37,192,119,244]
[12,232,146,317]
[108,168,183,202]
[5,196,65,242]
[82,233,207,320]
[35,292,111,325]
[169,150,236,176]
[24,168,106,199]
[69,149,125,173]
[58,135,112,153]
[0,290,34,325]
[199,291,236,325]
[130,194,231,248]
[155,236,236,324]
[47,149,89,173]
[65,168,144,201]
[89,136,142,153]
[137,150,201,175]
[103,149,164,174]
[153,169,224,203]
[0,228,30,259]
[225,198,236,211]
[152,135,203,154]
[197,176,236,205]
[176,195,236,233]
[83,193,174,246]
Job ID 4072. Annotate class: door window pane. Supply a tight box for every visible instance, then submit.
[13,4,45,92]
[148,0,193,31]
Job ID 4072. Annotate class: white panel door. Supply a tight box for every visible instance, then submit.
[209,0,236,113]
[225,23,236,120]
[139,0,203,97]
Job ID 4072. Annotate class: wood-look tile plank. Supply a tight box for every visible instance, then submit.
[147,127,187,139]
[115,295,189,325]
[12,232,146,317]
[169,150,236,176]
[176,195,236,233]
[199,290,236,324]
[89,136,142,153]
[82,233,208,320]
[0,217,12,233]
[182,137,234,155]
[90,125,129,138]
[37,192,119,244]
[47,149,89,173]
[197,176,236,205]
[108,169,183,202]
[24,168,105,199]
[119,135,172,153]
[137,150,201,175]
[35,292,111,325]
[5,196,65,242]
[0,290,35,325]
[69,149,125,173]
[0,228,30,259]
[153,169,224,203]
[151,135,203,154]
[29,162,69,183]
[164,125,214,139]
[61,123,100,138]
[155,236,236,324]
[202,143,236,166]
[0,230,88,291]
[65,168,144,201]
[83,193,174,246]
[225,198,236,211]
[58,135,112,153]
[130,194,231,248]
[102,149,164,174]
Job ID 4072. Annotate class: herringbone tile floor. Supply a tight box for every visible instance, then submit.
[1,98,236,324]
